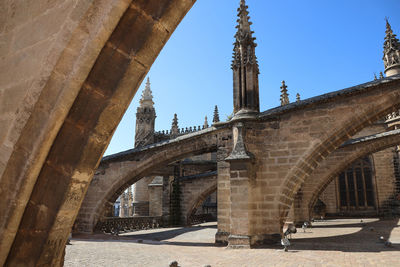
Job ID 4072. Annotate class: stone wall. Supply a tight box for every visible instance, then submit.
[215,147,231,244]
[319,179,337,214]
[133,176,154,216]
[180,173,217,224]
[373,147,397,209]
[148,177,163,217]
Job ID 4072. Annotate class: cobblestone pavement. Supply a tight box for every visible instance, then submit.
[65,218,400,267]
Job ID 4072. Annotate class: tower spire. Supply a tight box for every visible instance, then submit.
[232,0,260,117]
[135,77,156,147]
[171,113,179,136]
[140,77,154,107]
[213,105,220,123]
[280,81,289,106]
[383,19,400,76]
[203,116,209,129]
[296,93,301,102]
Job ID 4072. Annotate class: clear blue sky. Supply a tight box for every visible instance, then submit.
[105,0,400,156]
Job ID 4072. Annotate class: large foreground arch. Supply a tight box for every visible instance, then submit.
[1,1,196,266]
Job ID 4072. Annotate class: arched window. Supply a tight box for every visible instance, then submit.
[337,157,376,210]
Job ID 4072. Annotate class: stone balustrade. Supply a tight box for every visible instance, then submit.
[187,213,216,225]
[95,216,163,235]
[386,110,400,121]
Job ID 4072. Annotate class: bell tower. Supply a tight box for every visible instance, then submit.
[135,77,156,148]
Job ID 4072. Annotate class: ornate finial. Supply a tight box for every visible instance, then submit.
[237,0,252,34]
[140,77,154,107]
[232,0,260,116]
[374,73,378,80]
[280,81,289,106]
[204,116,209,129]
[383,18,400,76]
[380,71,385,79]
[232,0,258,69]
[171,114,179,136]
[296,93,301,102]
[213,105,220,123]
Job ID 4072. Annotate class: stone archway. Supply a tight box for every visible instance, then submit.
[181,175,217,225]
[277,81,400,224]
[294,129,400,224]
[1,1,196,266]
[222,78,400,247]
[76,127,230,233]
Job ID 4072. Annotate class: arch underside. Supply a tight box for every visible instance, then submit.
[298,130,400,222]
[183,177,217,224]
[2,1,197,266]
[77,127,230,233]
[277,79,400,221]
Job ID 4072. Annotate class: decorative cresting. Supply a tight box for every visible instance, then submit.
[171,113,179,137]
[280,80,289,106]
[232,0,260,118]
[135,77,156,147]
[383,19,400,76]
[213,105,220,123]
[204,116,209,129]
[296,93,301,102]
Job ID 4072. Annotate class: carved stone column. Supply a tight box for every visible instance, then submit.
[148,177,163,217]
[225,122,254,248]
[162,175,171,219]
[215,147,231,245]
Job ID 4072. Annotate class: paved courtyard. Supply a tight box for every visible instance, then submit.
[65,218,400,267]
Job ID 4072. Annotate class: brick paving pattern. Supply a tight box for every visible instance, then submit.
[65,218,400,267]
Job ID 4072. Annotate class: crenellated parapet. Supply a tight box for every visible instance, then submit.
[153,109,218,142]
[154,124,211,141]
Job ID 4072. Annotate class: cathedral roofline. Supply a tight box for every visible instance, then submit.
[259,74,400,120]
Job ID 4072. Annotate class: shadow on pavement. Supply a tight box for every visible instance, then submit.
[284,218,400,252]
[73,223,219,247]
[72,219,400,251]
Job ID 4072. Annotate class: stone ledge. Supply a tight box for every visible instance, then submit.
[341,128,400,147]
[179,171,217,182]
[101,125,229,164]
[227,235,250,249]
